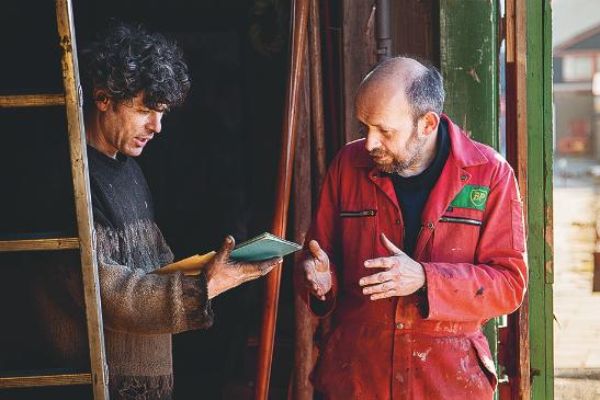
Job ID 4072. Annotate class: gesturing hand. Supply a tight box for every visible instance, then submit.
[301,240,332,300]
[205,235,281,299]
[359,233,425,300]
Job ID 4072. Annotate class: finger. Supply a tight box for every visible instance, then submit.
[244,257,282,274]
[359,271,392,286]
[364,256,395,269]
[216,235,236,261]
[370,289,397,301]
[380,233,403,255]
[308,240,328,270]
[362,281,393,295]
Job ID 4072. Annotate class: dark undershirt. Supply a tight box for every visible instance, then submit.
[388,119,450,257]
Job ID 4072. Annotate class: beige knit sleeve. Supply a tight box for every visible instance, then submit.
[90,220,214,334]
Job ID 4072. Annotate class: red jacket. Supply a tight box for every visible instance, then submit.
[304,115,527,400]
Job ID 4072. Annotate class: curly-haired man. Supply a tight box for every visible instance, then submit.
[35,23,279,399]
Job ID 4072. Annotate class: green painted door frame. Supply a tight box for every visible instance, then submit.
[440,1,554,399]
[527,0,554,398]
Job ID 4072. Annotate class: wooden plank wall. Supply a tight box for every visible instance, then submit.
[341,0,377,144]
[391,0,440,66]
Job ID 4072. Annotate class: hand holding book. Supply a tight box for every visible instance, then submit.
[153,232,302,276]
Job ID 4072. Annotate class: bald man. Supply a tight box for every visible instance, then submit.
[300,57,527,399]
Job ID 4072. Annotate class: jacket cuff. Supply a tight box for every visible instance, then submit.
[181,271,214,330]
[306,269,338,318]
[308,287,337,317]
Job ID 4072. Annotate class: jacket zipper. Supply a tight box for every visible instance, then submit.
[339,209,377,217]
[439,216,482,226]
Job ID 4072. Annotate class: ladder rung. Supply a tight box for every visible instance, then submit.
[0,94,66,108]
[0,237,80,252]
[0,371,91,388]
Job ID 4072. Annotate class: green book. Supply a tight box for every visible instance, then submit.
[230,232,302,262]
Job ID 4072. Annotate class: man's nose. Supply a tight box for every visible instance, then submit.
[364,131,380,153]
[148,112,163,134]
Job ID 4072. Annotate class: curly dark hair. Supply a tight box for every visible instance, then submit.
[80,22,191,111]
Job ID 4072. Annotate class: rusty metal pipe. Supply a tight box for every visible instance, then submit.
[255,0,310,398]
[375,0,392,61]
[309,0,327,189]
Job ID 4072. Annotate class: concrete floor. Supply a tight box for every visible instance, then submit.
[554,182,600,399]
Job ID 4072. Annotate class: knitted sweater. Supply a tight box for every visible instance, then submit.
[34,146,214,399]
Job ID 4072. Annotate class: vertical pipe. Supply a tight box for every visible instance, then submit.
[291,39,316,400]
[375,0,392,61]
[309,0,327,189]
[255,0,310,398]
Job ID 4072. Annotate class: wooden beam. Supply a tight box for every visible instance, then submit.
[505,0,531,398]
[291,38,317,400]
[0,371,91,388]
[56,0,109,398]
[0,237,79,252]
[525,0,554,398]
[0,94,66,108]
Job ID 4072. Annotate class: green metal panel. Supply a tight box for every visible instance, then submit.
[439,1,500,397]
[528,0,554,398]
[440,0,498,149]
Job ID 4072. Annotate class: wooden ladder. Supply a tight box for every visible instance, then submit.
[0,0,108,398]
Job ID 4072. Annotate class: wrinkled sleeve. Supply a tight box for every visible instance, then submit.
[421,165,528,322]
[94,222,213,334]
[61,222,214,335]
[299,155,342,318]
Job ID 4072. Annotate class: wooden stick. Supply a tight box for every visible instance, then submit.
[506,0,531,398]
[255,0,310,397]
[291,28,317,400]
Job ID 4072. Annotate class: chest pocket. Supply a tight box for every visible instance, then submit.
[431,207,482,263]
[339,205,377,287]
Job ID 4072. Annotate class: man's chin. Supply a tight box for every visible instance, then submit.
[122,147,144,157]
[373,162,395,173]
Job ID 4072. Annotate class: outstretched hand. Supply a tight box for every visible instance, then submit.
[205,235,281,299]
[359,233,425,300]
[301,240,332,300]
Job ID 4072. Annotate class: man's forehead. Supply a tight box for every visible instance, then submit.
[135,93,169,111]
[356,84,407,110]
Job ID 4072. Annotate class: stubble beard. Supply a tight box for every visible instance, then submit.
[371,135,427,176]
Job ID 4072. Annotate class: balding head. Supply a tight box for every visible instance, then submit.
[354,57,445,177]
[357,57,445,121]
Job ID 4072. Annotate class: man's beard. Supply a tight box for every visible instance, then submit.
[369,136,427,175]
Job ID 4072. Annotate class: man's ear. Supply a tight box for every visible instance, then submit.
[419,111,441,136]
[93,89,111,111]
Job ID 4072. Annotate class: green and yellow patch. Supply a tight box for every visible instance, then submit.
[451,185,490,211]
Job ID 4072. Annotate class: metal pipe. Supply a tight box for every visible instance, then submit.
[255,0,310,397]
[309,0,327,190]
[375,0,392,61]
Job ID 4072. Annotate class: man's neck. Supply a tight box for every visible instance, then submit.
[396,128,439,178]
[86,115,118,159]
